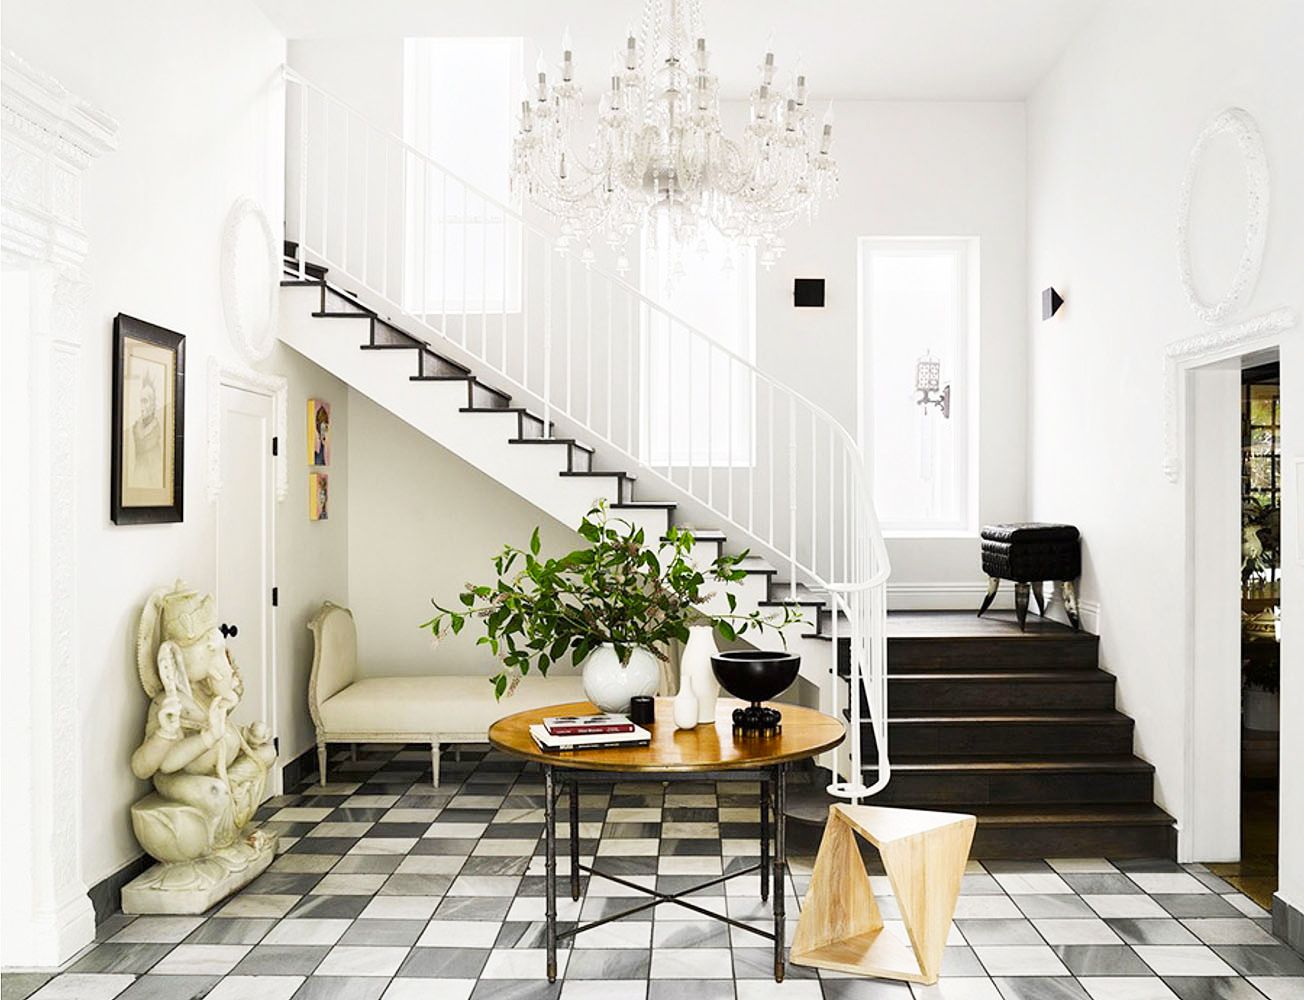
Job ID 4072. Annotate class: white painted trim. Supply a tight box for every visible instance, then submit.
[0,48,115,970]
[207,358,288,502]
[1162,307,1296,482]
[220,196,280,366]
[887,580,1100,634]
[1175,108,1269,326]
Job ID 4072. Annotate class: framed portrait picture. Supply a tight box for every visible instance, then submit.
[309,472,329,520]
[308,398,331,466]
[111,314,185,524]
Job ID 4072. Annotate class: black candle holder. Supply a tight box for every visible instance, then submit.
[732,704,783,736]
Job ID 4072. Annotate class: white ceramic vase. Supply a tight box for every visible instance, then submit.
[672,682,699,730]
[582,644,661,713]
[681,625,719,724]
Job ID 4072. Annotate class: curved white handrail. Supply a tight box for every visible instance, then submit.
[283,65,891,798]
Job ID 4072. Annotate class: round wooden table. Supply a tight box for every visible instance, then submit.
[488,697,845,983]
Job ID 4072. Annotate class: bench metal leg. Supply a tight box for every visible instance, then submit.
[977,576,999,617]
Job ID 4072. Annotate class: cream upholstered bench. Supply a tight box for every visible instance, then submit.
[307,602,587,785]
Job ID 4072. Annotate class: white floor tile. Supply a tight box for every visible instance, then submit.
[597,838,661,856]
[561,980,648,1000]
[480,947,567,979]
[425,822,488,838]
[1223,894,1270,917]
[360,895,440,920]
[953,896,1023,920]
[315,944,409,976]
[271,807,332,822]
[1030,918,1122,944]
[446,875,521,897]
[573,920,653,949]
[1081,894,1169,918]
[107,916,205,943]
[30,975,136,1000]
[216,894,299,918]
[349,837,418,855]
[1078,978,1179,1000]
[383,980,476,1000]
[911,978,1003,1000]
[1247,978,1304,1000]
[735,980,824,1000]
[650,947,736,978]
[1127,873,1210,895]
[419,919,503,947]
[1046,859,1119,874]
[262,918,351,945]
[150,944,251,975]
[659,857,724,875]
[507,896,583,922]
[204,976,305,1000]
[1133,945,1238,976]
[472,838,540,856]
[313,873,388,895]
[991,873,1073,896]
[972,945,1070,976]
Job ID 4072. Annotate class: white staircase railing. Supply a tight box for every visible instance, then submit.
[283,67,891,799]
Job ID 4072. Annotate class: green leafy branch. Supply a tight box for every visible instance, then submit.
[421,501,805,698]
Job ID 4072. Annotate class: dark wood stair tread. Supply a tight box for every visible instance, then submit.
[862,755,1153,774]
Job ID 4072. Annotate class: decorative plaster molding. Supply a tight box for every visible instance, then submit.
[220,196,280,366]
[207,358,289,502]
[1175,108,1269,326]
[1,48,118,271]
[1,49,114,967]
[1162,307,1297,482]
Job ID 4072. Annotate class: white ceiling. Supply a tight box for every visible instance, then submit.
[255,0,1104,101]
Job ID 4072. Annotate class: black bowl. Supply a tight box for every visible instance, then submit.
[710,650,801,704]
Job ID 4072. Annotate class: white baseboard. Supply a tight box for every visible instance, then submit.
[887,581,1010,611]
[887,581,1101,635]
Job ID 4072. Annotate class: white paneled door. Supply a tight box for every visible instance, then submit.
[216,384,277,779]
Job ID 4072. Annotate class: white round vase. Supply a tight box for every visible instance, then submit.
[582,644,661,713]
[681,625,719,724]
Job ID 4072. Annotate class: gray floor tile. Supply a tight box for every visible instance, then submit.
[1211,947,1304,977]
[68,943,175,975]
[562,949,651,979]
[397,947,492,978]
[290,977,388,1000]
[183,919,274,945]
[1053,945,1152,976]
[116,976,220,1000]
[993,978,1090,1000]
[1160,978,1268,1000]
[231,944,329,975]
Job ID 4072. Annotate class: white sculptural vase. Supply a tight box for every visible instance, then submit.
[681,625,719,724]
[582,644,661,713]
[673,682,700,729]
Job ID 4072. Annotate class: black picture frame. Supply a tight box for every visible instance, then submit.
[111,313,185,524]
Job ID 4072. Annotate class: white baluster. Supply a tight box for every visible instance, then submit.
[542,250,553,434]
[788,396,797,601]
[296,83,307,279]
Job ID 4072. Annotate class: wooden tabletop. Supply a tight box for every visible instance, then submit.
[487,697,846,773]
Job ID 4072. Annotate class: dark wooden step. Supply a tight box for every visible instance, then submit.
[969,804,1177,858]
[886,671,1116,712]
[861,755,1156,806]
[857,711,1135,759]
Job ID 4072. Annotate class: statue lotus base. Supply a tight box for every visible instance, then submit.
[122,826,278,914]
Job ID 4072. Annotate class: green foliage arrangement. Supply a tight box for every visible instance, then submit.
[422,502,803,698]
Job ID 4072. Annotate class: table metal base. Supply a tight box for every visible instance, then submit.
[543,764,788,982]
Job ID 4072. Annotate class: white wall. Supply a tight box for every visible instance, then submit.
[1025,0,1302,913]
[345,390,583,677]
[0,0,351,894]
[289,35,1029,597]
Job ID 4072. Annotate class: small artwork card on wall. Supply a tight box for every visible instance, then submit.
[111,314,185,524]
[308,398,331,466]
[309,472,329,521]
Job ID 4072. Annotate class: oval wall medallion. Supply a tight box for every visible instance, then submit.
[219,196,280,365]
[1175,108,1269,325]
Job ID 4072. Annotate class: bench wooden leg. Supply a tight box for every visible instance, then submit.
[431,739,441,788]
[317,740,328,786]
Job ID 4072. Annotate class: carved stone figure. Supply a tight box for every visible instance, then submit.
[122,581,278,913]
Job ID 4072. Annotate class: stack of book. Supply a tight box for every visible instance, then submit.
[529,713,651,752]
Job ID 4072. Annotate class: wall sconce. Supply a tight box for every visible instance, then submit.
[915,350,951,419]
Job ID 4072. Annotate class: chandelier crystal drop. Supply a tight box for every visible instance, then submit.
[510,0,838,272]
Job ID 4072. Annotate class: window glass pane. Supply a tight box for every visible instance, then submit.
[402,38,522,314]
[862,239,973,530]
[642,221,755,467]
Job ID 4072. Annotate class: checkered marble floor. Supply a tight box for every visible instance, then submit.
[7,744,1303,1000]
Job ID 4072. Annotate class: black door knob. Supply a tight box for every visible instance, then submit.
[220,623,239,638]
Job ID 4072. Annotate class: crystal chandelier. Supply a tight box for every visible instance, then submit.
[511,0,838,272]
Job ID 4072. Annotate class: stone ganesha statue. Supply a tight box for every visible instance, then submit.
[123,581,278,913]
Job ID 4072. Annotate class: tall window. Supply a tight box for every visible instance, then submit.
[641,219,756,467]
[860,238,977,532]
[402,38,522,314]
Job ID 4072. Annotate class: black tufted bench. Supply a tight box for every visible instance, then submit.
[978,523,1082,630]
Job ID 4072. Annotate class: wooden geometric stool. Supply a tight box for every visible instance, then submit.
[791,804,975,985]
